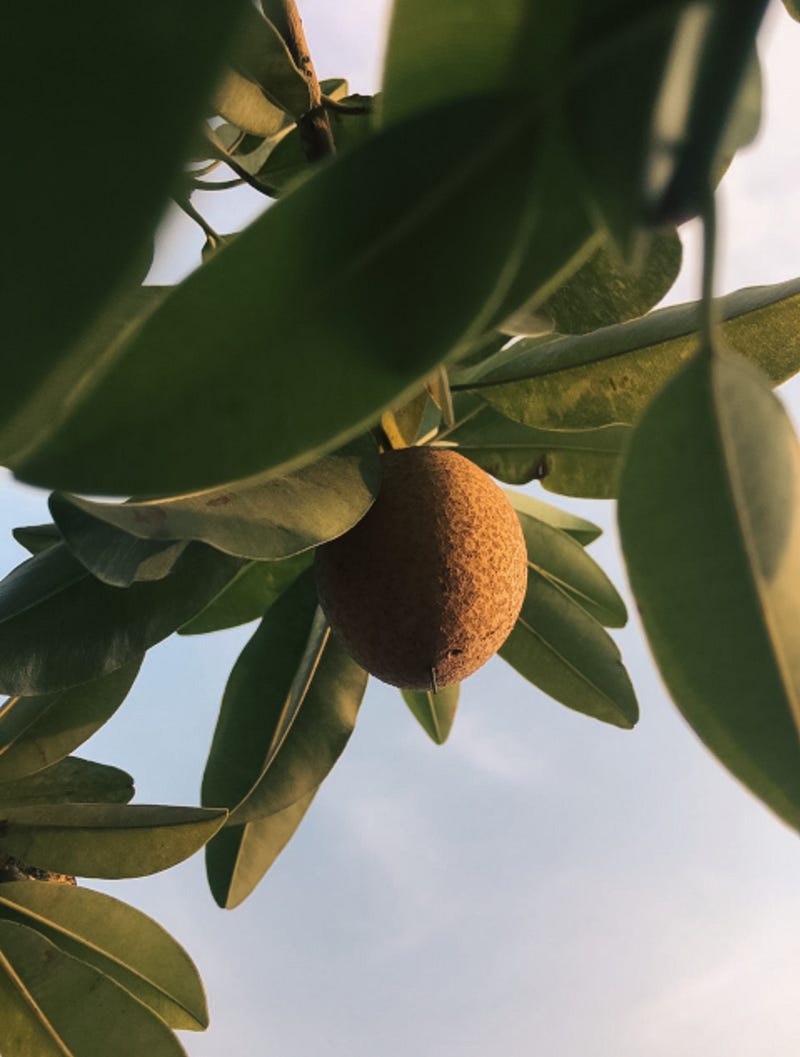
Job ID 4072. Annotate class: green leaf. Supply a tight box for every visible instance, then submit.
[3,4,246,425]
[205,789,316,909]
[782,0,800,22]
[49,495,189,587]
[0,543,243,695]
[0,662,141,782]
[10,96,546,496]
[401,685,459,744]
[499,570,638,729]
[0,758,134,808]
[618,349,800,831]
[470,278,800,430]
[0,804,227,879]
[714,50,762,178]
[515,514,627,628]
[0,883,207,1030]
[442,397,628,498]
[12,525,62,556]
[179,553,312,635]
[202,572,367,825]
[0,921,187,1057]
[535,229,682,335]
[50,435,380,568]
[212,68,289,136]
[648,1,769,223]
[503,491,601,546]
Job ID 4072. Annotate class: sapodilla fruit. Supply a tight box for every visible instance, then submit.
[314,447,528,691]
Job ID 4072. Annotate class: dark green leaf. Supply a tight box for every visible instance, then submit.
[0,543,242,695]
[515,514,627,627]
[401,685,459,744]
[203,573,367,825]
[205,789,316,909]
[443,398,628,498]
[12,525,61,556]
[10,97,546,496]
[0,883,207,1030]
[3,4,246,429]
[0,662,141,782]
[0,804,227,879]
[648,1,768,223]
[471,278,800,430]
[0,921,187,1057]
[618,349,800,831]
[536,229,682,335]
[50,435,380,565]
[179,553,312,635]
[504,491,601,546]
[499,570,638,729]
[0,758,133,808]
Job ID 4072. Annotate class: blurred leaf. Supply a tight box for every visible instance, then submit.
[499,570,638,728]
[503,491,601,546]
[179,553,312,635]
[50,435,380,565]
[0,662,141,782]
[0,883,207,1030]
[443,397,628,498]
[538,229,682,335]
[203,572,367,825]
[401,685,459,744]
[0,921,187,1057]
[783,0,800,22]
[618,349,800,831]
[0,757,133,807]
[11,96,546,496]
[12,525,62,556]
[648,1,769,223]
[515,514,626,627]
[0,804,227,879]
[714,50,762,177]
[3,3,246,399]
[206,789,316,909]
[212,68,288,135]
[0,543,242,695]
[471,278,800,430]
[50,495,189,587]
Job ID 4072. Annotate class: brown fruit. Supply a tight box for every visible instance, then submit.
[314,447,528,691]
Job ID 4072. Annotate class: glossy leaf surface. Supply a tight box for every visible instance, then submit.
[0,662,140,782]
[500,571,638,728]
[0,757,134,807]
[0,883,207,1030]
[473,279,800,430]
[0,805,227,879]
[618,350,800,830]
[0,921,187,1057]
[0,543,242,695]
[12,98,543,496]
[401,685,459,744]
[50,436,380,563]
[179,553,312,635]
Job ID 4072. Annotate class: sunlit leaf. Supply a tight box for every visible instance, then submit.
[0,883,208,1030]
[401,685,459,744]
[0,662,141,782]
[212,68,288,135]
[0,921,187,1057]
[503,491,601,546]
[205,789,316,909]
[0,543,242,695]
[470,278,800,430]
[499,570,638,728]
[10,97,548,496]
[0,804,227,879]
[618,349,800,830]
[50,436,380,565]
[0,757,134,807]
[179,553,312,636]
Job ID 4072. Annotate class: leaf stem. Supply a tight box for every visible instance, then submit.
[699,187,720,356]
[173,196,222,247]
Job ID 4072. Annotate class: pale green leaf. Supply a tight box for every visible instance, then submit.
[503,491,601,546]
[401,685,459,744]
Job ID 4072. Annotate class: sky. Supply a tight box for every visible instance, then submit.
[1,4,799,1056]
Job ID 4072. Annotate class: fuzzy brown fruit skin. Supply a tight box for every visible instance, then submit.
[314,447,528,691]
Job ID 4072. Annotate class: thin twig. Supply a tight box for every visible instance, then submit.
[173,195,222,245]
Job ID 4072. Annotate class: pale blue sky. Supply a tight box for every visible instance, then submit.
[1,4,799,1055]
